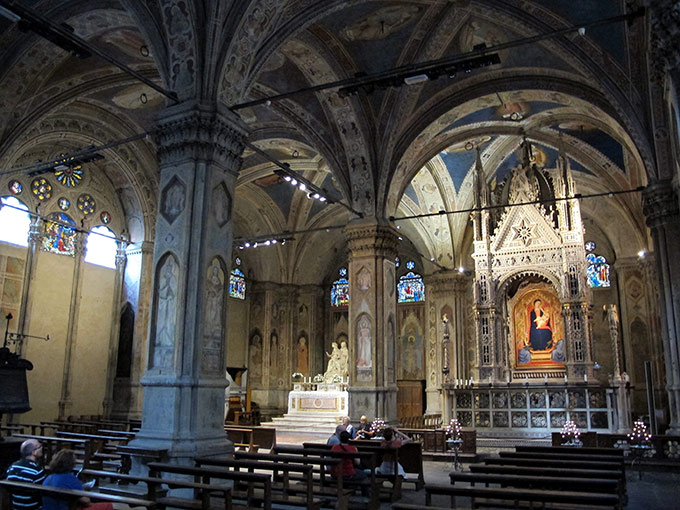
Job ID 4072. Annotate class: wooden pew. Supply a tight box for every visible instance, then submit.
[55,431,130,471]
[11,433,92,467]
[348,440,425,490]
[148,462,272,510]
[500,450,624,463]
[79,468,232,510]
[0,479,156,509]
[277,445,382,508]
[224,427,258,452]
[425,483,619,509]
[304,442,403,500]
[195,456,326,510]
[224,425,277,451]
[449,471,623,505]
[116,445,168,475]
[515,445,624,457]
[483,456,624,474]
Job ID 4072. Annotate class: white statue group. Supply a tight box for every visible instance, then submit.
[323,341,349,383]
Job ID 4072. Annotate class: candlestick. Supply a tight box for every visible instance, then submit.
[584,373,588,382]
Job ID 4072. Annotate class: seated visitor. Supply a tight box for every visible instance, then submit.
[6,439,46,510]
[327,424,346,445]
[331,431,368,495]
[377,427,410,479]
[42,449,112,510]
[342,416,356,439]
[356,415,374,439]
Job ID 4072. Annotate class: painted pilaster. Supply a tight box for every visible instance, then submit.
[643,181,680,434]
[132,101,247,461]
[345,219,399,423]
[57,232,86,420]
[424,271,470,414]
[15,214,42,357]
[102,241,128,418]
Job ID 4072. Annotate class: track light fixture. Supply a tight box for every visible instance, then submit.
[236,235,294,250]
[273,167,333,204]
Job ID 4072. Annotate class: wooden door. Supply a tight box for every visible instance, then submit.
[397,380,424,419]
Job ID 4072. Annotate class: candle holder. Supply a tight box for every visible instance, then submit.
[560,420,582,447]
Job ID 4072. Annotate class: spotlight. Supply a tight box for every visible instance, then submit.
[637,250,646,258]
[290,178,298,186]
[398,236,403,241]
[272,239,277,244]
[312,193,320,199]
[396,225,401,229]
[404,74,429,85]
[253,242,258,248]
[299,183,306,191]
[244,242,251,248]
[430,257,435,262]
[238,245,244,250]
[306,192,313,199]
[281,239,286,245]
[265,240,271,246]
[458,266,465,273]
[319,196,327,202]
[284,175,292,182]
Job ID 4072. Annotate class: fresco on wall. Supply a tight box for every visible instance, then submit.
[399,322,424,379]
[248,333,263,384]
[512,285,565,369]
[295,335,308,375]
[201,258,224,372]
[152,254,178,369]
[356,314,372,381]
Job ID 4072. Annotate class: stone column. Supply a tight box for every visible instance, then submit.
[132,101,247,461]
[643,181,680,434]
[102,241,128,418]
[15,214,42,357]
[57,232,87,420]
[345,219,399,423]
[424,271,469,414]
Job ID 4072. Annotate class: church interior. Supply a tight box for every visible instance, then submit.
[0,0,680,471]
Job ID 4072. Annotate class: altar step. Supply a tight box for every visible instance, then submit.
[261,412,343,442]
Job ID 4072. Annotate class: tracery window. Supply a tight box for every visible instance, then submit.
[0,196,30,247]
[585,241,610,288]
[397,260,425,303]
[42,212,76,256]
[85,225,117,269]
[229,257,246,300]
[331,267,349,307]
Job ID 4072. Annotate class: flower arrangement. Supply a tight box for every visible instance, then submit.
[313,374,324,383]
[627,418,652,445]
[446,418,462,441]
[560,420,582,446]
[371,418,386,435]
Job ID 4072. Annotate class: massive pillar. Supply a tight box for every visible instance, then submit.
[132,101,247,461]
[425,271,470,415]
[643,181,680,434]
[345,219,399,423]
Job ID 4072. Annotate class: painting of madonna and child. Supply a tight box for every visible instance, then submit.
[511,285,565,368]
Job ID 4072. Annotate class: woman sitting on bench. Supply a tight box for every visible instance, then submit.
[42,450,112,510]
[377,427,410,479]
[331,431,369,495]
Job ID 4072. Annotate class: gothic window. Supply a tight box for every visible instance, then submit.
[585,240,610,288]
[42,212,76,256]
[397,261,425,303]
[331,267,349,307]
[0,196,30,247]
[85,225,117,269]
[229,257,246,299]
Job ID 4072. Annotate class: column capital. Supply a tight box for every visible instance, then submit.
[345,218,399,259]
[649,0,680,82]
[642,180,679,228]
[425,271,469,296]
[155,101,249,170]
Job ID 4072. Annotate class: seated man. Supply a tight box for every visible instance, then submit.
[327,424,346,445]
[342,416,356,439]
[356,416,374,439]
[5,439,47,510]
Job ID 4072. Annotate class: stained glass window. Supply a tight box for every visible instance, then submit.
[331,268,349,307]
[397,263,425,302]
[58,197,70,211]
[585,241,596,252]
[31,178,52,201]
[8,180,22,195]
[54,164,83,188]
[229,268,246,300]
[85,225,117,269]
[42,212,76,256]
[586,253,610,288]
[395,257,400,268]
[100,211,111,224]
[77,193,96,215]
[0,196,30,247]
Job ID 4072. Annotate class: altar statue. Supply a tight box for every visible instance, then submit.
[323,342,343,382]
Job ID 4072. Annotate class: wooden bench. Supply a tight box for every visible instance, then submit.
[425,483,619,509]
[116,445,168,475]
[348,440,425,490]
[79,468,232,510]
[195,456,326,510]
[449,471,623,505]
[304,442,404,500]
[224,426,277,451]
[484,456,624,474]
[515,445,624,457]
[277,445,382,508]
[148,462,272,510]
[500,450,624,463]
[0,479,157,509]
[11,433,93,467]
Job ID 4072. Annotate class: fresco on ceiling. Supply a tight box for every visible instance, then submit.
[444,101,563,131]
[439,146,478,192]
[554,122,625,171]
[340,5,422,41]
[546,1,626,64]
[255,177,295,217]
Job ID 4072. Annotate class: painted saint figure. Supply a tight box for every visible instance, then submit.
[528,299,552,350]
[296,337,309,375]
[356,316,372,368]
